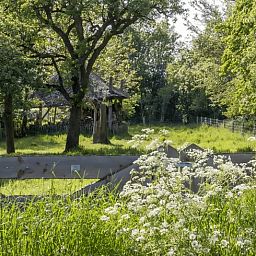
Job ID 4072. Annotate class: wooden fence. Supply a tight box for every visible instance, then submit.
[197,116,256,136]
[0,120,127,140]
[1,145,255,199]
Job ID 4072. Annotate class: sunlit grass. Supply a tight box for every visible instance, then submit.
[1,185,256,255]
[0,178,98,196]
[0,124,255,155]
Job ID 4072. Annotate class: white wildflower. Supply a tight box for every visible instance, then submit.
[189,233,197,240]
[131,229,139,237]
[100,215,110,221]
[221,239,229,248]
[167,248,175,256]
[159,129,170,136]
[191,240,201,250]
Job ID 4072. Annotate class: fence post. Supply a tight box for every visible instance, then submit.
[200,116,203,124]
[196,116,199,125]
[232,120,235,133]
[241,122,244,135]
[223,120,225,128]
[253,124,256,137]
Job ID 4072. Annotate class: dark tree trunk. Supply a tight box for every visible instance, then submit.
[65,103,82,151]
[21,112,28,137]
[160,101,166,123]
[93,103,110,144]
[3,93,15,154]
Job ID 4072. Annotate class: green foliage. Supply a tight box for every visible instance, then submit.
[221,0,256,116]
[129,20,180,122]
[0,37,37,103]
[94,35,140,118]
[0,0,183,91]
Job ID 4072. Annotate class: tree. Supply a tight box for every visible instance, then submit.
[163,11,227,122]
[0,38,36,154]
[93,35,139,143]
[0,0,183,151]
[221,0,256,117]
[129,20,180,123]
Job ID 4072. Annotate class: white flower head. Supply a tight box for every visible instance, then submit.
[100,215,110,221]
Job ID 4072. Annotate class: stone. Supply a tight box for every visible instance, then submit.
[180,143,204,161]
[158,145,179,158]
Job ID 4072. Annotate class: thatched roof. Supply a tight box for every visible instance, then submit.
[33,73,129,107]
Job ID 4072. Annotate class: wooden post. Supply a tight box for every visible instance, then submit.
[108,103,113,132]
[38,104,43,126]
[241,122,244,135]
[53,107,57,124]
[93,102,109,144]
[93,104,98,136]
[232,120,235,133]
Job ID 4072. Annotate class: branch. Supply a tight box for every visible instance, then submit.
[85,32,113,77]
[20,44,67,60]
[34,6,77,59]
[45,83,71,102]
[48,57,71,102]
[81,19,114,63]
[66,22,76,35]
[73,12,84,41]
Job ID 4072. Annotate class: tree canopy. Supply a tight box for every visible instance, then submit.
[221,0,256,116]
[0,0,183,150]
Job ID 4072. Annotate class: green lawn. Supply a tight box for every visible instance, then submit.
[0,178,97,196]
[0,124,256,155]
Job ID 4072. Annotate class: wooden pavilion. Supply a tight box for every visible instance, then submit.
[33,73,129,141]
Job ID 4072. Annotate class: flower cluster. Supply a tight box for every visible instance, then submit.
[101,138,256,255]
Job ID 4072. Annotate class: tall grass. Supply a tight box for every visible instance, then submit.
[1,182,256,255]
[0,190,141,256]
[1,133,256,255]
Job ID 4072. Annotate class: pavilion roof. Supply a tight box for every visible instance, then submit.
[33,73,129,107]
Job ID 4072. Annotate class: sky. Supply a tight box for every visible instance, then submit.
[174,0,224,43]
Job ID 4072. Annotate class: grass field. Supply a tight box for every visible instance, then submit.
[0,179,97,196]
[0,124,256,155]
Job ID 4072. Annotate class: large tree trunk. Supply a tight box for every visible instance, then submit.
[65,103,82,151]
[93,103,110,144]
[3,93,15,154]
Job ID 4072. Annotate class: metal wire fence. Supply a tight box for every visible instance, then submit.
[197,116,256,136]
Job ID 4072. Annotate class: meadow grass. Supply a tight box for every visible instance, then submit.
[1,136,256,255]
[0,124,255,155]
[1,183,255,255]
[0,179,97,196]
